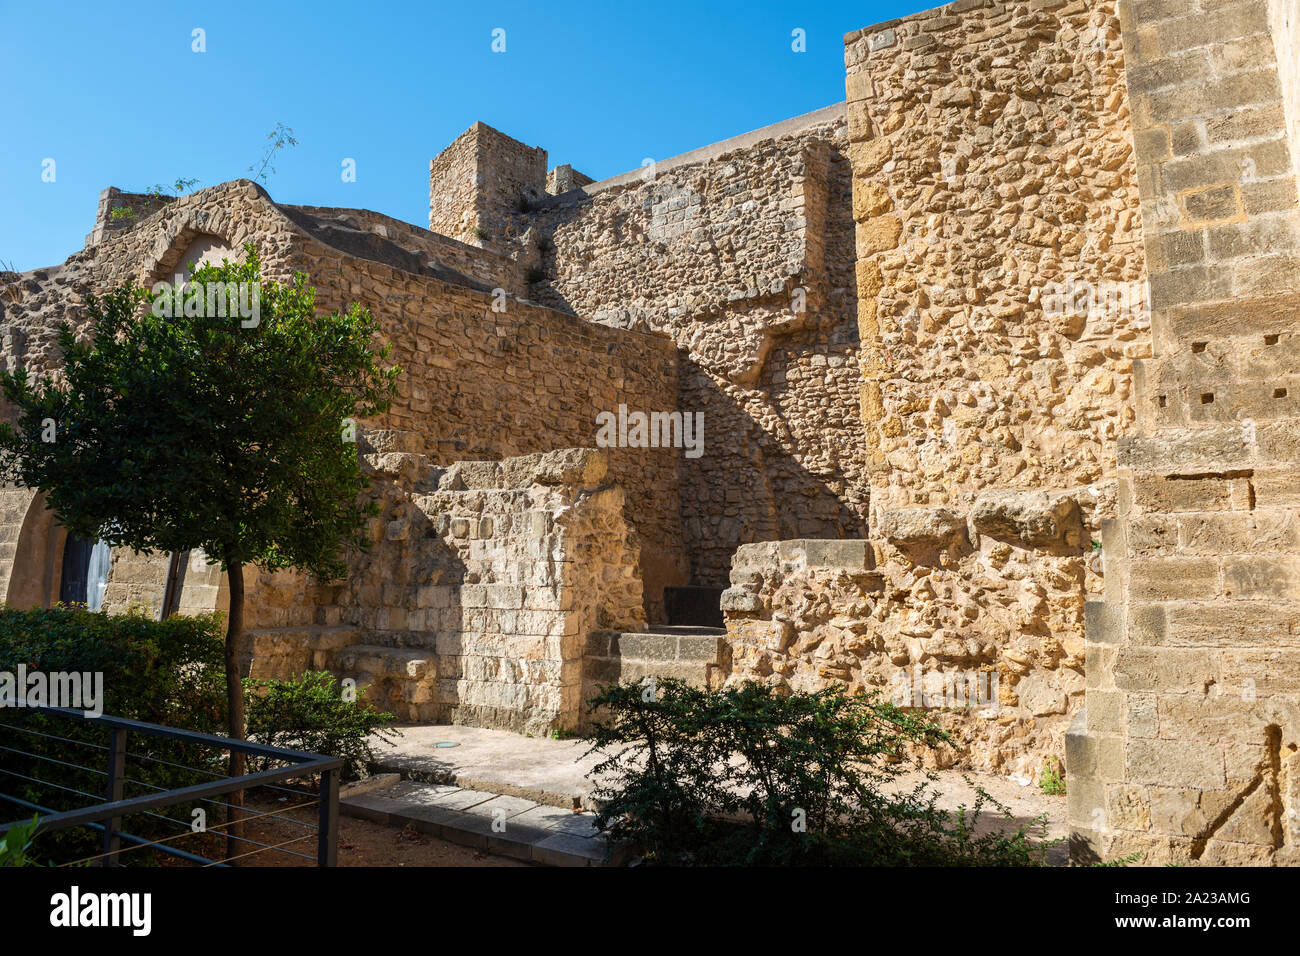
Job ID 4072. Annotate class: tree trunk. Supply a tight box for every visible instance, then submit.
[224,557,246,863]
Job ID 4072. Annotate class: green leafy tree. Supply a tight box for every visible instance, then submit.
[0,246,399,848]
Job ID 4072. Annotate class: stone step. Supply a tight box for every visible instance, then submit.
[340,778,629,866]
[334,643,435,679]
[243,625,363,679]
[583,626,727,686]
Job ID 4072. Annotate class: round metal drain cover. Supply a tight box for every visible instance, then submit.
[434,741,460,748]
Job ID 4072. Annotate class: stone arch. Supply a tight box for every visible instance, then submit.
[2,489,69,609]
[138,202,245,286]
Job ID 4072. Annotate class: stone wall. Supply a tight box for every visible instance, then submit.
[435,108,869,585]
[845,0,1144,508]
[1069,0,1300,864]
[790,0,1148,774]
[278,227,686,617]
[1271,0,1300,186]
[723,509,1093,776]
[244,447,646,736]
[0,178,686,623]
[427,122,548,247]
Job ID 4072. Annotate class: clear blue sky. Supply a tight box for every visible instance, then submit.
[1,0,934,272]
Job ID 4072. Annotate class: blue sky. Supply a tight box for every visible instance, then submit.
[1,0,934,271]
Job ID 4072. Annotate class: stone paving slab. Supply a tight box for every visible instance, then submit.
[363,724,1068,865]
[369,724,601,809]
[339,778,627,866]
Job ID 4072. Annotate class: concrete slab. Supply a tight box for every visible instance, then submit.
[533,831,613,867]
[340,776,628,866]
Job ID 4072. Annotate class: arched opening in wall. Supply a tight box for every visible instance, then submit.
[58,534,111,611]
[149,233,241,286]
[5,491,65,609]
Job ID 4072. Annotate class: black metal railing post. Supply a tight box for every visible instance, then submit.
[317,767,338,867]
[102,726,126,866]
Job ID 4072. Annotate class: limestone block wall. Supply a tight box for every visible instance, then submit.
[1069,0,1300,865]
[492,109,869,584]
[1271,0,1300,184]
[275,447,645,734]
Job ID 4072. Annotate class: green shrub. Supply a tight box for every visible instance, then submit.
[244,670,400,780]
[1040,757,1067,796]
[584,678,1055,866]
[0,605,229,862]
[0,604,227,728]
[0,816,41,867]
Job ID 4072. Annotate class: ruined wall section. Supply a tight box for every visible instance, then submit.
[827,0,1147,778]
[507,111,868,585]
[428,122,548,247]
[846,0,1145,510]
[286,203,526,295]
[282,227,686,619]
[0,181,313,620]
[1,179,685,625]
[251,447,646,735]
[1070,0,1300,865]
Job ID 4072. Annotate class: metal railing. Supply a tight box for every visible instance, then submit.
[0,705,342,866]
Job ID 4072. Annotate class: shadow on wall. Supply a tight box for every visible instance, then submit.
[520,143,868,588]
[681,353,869,586]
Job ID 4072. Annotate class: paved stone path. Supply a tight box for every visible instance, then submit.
[365,725,1069,865]
[341,778,625,866]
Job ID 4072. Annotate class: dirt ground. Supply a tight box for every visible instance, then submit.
[156,792,528,867]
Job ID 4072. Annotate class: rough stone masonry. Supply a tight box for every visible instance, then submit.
[2,0,1299,864]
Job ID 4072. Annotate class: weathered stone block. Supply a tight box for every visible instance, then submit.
[877,507,967,546]
[970,490,1084,550]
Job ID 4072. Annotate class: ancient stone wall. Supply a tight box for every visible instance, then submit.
[244,447,646,735]
[723,510,1093,776]
[1271,0,1300,183]
[1069,0,1300,865]
[279,230,686,617]
[823,0,1148,775]
[450,109,870,585]
[1,178,686,624]
[285,203,526,295]
[845,0,1144,508]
